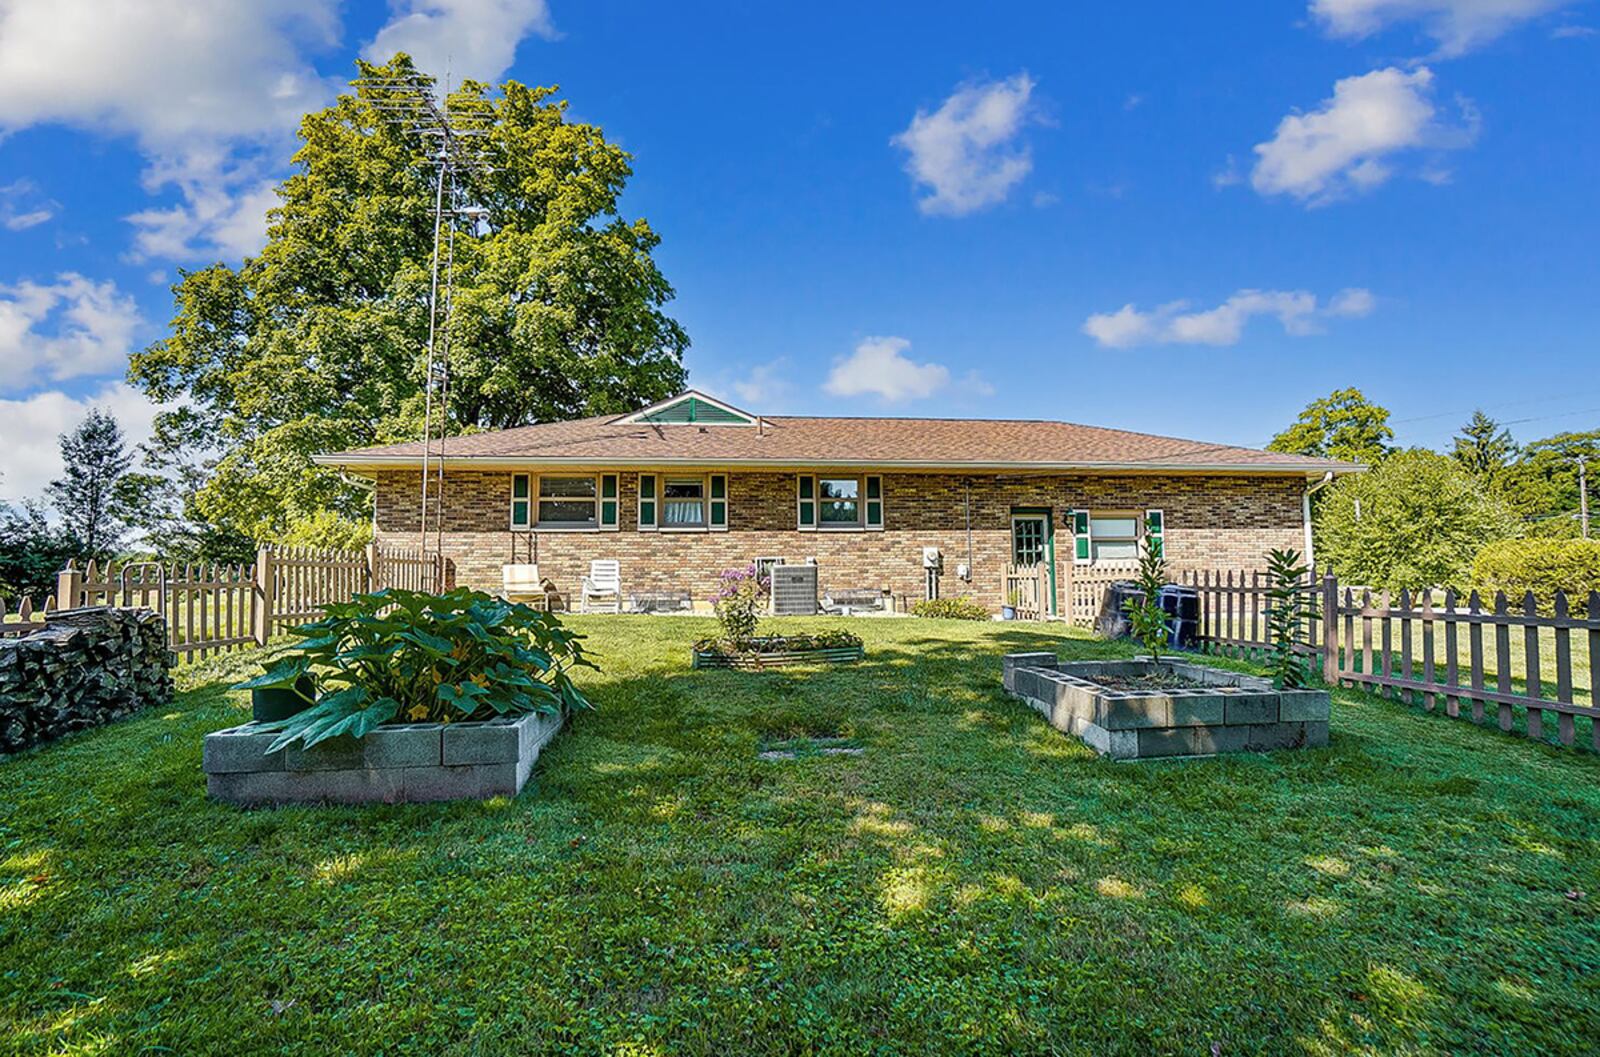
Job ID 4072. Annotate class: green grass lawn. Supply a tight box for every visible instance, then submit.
[2,617,1598,1056]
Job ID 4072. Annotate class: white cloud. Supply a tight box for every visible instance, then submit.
[0,274,144,390]
[727,359,791,407]
[0,0,344,264]
[0,0,339,148]
[0,382,165,503]
[0,179,56,230]
[824,337,952,402]
[891,73,1039,217]
[1082,288,1376,348]
[365,0,558,86]
[1311,0,1569,56]
[1250,67,1474,204]
[125,149,281,262]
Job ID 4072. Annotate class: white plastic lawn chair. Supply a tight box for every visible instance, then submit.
[581,559,622,613]
[501,563,555,610]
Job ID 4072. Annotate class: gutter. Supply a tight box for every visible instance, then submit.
[1302,470,1336,567]
[313,454,1360,476]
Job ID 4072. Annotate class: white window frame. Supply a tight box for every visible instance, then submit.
[1084,509,1142,564]
[511,473,609,532]
[795,474,882,532]
[660,475,708,531]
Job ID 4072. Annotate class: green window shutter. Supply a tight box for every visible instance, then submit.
[600,474,619,528]
[1144,509,1164,559]
[865,475,883,529]
[638,474,658,529]
[797,475,816,529]
[1071,510,1090,563]
[709,474,728,529]
[510,474,531,529]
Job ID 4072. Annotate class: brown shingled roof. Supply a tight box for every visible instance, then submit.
[316,411,1355,476]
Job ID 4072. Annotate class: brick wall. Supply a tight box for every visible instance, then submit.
[373,469,1306,612]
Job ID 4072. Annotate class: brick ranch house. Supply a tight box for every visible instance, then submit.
[315,390,1356,615]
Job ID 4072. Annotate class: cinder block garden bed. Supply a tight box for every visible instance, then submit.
[203,709,564,805]
[1002,652,1329,760]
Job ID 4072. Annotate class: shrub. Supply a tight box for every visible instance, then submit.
[1471,538,1600,608]
[710,565,767,646]
[278,509,373,551]
[1265,548,1314,689]
[235,587,594,750]
[911,597,988,621]
[1123,547,1171,664]
[1316,449,1518,591]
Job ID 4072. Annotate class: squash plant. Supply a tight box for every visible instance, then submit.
[234,588,595,752]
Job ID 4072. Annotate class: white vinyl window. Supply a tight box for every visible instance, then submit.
[1089,514,1141,562]
[537,475,598,528]
[662,477,706,527]
[819,478,860,526]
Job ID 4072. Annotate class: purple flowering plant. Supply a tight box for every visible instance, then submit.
[710,564,768,647]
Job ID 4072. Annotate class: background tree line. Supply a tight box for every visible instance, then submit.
[1267,387,1599,595]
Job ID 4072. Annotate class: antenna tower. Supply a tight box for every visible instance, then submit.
[354,70,494,557]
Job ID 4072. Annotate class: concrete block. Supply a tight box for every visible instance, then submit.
[1168,695,1226,727]
[1278,690,1331,722]
[403,763,522,801]
[208,771,294,804]
[1246,722,1308,752]
[1223,694,1280,726]
[1302,720,1330,748]
[203,724,285,773]
[1137,727,1196,758]
[285,735,366,772]
[292,768,407,805]
[1100,696,1170,730]
[523,711,563,757]
[1190,724,1251,754]
[363,725,440,769]
[442,719,521,765]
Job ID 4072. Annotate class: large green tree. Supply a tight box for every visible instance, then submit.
[46,409,133,559]
[130,57,689,542]
[1315,449,1517,591]
[1450,409,1516,485]
[1268,387,1395,465]
[1496,429,1600,537]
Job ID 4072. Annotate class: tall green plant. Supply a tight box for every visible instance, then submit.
[1123,547,1171,664]
[1265,548,1314,689]
[234,588,595,751]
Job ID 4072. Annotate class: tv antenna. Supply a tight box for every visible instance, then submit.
[353,69,495,557]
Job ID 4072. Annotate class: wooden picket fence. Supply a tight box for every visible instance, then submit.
[1061,564,1598,752]
[0,595,54,639]
[1321,582,1599,753]
[1062,562,1141,627]
[1179,568,1323,661]
[46,544,446,661]
[1001,563,1051,621]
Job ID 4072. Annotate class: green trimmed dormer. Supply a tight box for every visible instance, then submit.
[619,390,758,426]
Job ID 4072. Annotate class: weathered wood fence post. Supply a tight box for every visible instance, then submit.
[252,545,275,646]
[1322,572,1339,684]
[56,562,83,611]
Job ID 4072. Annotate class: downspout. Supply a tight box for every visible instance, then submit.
[1303,471,1334,568]
[964,478,974,579]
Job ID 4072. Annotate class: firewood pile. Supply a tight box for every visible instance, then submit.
[0,607,174,755]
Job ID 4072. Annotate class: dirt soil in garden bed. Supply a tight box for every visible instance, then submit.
[1092,672,1213,692]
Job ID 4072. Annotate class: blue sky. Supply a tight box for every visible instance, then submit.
[2,0,1597,499]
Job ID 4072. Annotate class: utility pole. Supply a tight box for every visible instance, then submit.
[1579,455,1589,539]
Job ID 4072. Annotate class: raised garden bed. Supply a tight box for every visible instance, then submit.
[204,708,565,805]
[692,633,864,670]
[1002,653,1330,760]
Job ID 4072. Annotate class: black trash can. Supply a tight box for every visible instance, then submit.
[1095,582,1145,640]
[1158,585,1200,649]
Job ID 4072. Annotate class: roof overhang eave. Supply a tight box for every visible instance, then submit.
[313,453,1360,477]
